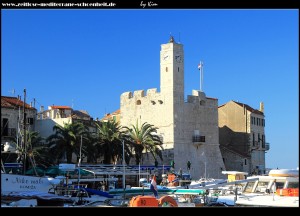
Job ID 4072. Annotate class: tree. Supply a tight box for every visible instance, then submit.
[25,130,54,168]
[46,122,86,163]
[95,120,132,164]
[124,121,164,165]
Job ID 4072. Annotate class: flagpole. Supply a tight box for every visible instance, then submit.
[198,61,203,92]
[198,61,204,92]
[201,61,204,92]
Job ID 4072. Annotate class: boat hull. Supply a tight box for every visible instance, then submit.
[1,173,57,194]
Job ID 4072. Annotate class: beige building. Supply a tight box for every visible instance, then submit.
[120,37,225,179]
[36,105,96,140]
[218,100,269,175]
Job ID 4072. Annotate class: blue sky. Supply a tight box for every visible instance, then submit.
[2,9,298,169]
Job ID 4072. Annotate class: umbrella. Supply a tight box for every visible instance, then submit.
[25,167,45,176]
[45,166,64,177]
[73,168,94,176]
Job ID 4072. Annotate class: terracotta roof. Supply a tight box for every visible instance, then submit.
[101,109,120,121]
[1,96,36,110]
[112,109,120,115]
[50,105,72,110]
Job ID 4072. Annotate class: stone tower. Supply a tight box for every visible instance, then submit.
[120,37,225,179]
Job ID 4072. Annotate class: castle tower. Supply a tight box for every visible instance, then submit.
[159,36,185,153]
[120,37,225,179]
[160,36,184,101]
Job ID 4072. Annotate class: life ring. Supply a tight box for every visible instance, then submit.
[158,195,178,207]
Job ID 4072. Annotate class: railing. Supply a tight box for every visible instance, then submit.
[192,135,205,143]
[265,143,270,151]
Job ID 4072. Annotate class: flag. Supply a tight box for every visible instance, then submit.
[150,175,158,198]
[198,62,203,70]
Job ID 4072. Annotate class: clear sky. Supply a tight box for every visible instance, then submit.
[2,9,299,170]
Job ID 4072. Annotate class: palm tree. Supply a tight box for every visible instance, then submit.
[46,122,86,163]
[95,120,132,164]
[124,121,164,165]
[25,130,54,168]
[82,131,99,163]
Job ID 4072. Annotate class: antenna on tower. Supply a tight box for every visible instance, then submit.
[178,32,181,44]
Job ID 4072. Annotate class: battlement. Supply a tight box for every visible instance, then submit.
[133,90,145,98]
[146,88,158,95]
[192,90,206,99]
[121,91,133,99]
[121,88,159,100]
[186,90,218,107]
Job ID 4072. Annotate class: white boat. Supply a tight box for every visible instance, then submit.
[1,145,61,195]
[189,178,227,189]
[1,173,60,194]
[215,169,299,207]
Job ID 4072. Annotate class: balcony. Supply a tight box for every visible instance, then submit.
[264,142,270,151]
[193,135,205,142]
[192,135,205,148]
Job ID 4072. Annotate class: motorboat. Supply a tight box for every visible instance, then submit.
[214,169,299,207]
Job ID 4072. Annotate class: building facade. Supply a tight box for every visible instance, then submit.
[218,100,269,175]
[120,37,225,179]
[36,105,96,140]
[1,96,37,149]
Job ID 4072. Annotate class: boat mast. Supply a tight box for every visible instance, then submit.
[23,89,27,175]
[122,140,125,189]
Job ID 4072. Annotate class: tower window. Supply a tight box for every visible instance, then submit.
[166,67,168,72]
[136,100,141,105]
[178,67,179,72]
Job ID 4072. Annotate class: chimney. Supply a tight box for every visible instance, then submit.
[259,102,264,113]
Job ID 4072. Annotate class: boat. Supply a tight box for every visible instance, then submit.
[1,90,62,206]
[108,186,207,197]
[213,169,299,207]
[268,169,298,177]
[1,145,61,195]
[128,195,178,207]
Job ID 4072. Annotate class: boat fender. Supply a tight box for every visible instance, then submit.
[158,195,178,207]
